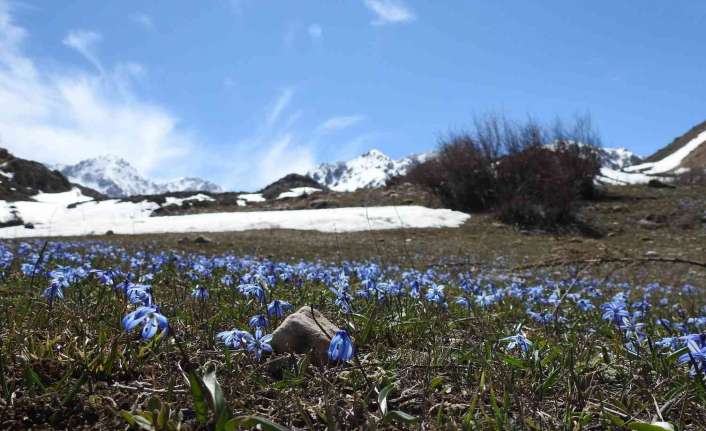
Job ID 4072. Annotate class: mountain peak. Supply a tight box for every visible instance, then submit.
[58,156,223,197]
[307,149,429,192]
[361,148,387,158]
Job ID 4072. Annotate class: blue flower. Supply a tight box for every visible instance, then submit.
[328,330,354,362]
[455,296,472,310]
[126,283,152,305]
[243,328,273,361]
[248,314,268,329]
[191,285,209,299]
[239,283,266,303]
[601,301,630,325]
[42,280,64,301]
[501,333,533,352]
[619,318,646,341]
[216,329,249,349]
[677,335,706,377]
[576,298,595,312]
[122,306,169,339]
[425,284,445,304]
[267,299,292,318]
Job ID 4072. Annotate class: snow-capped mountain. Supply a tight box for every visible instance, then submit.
[307,149,430,192]
[57,155,222,197]
[599,147,642,170]
[160,177,223,194]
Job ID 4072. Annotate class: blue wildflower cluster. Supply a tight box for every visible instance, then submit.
[4,239,704,382]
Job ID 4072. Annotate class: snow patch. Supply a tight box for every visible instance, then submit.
[164,194,215,207]
[277,187,322,199]
[0,204,470,238]
[625,130,706,174]
[238,193,265,203]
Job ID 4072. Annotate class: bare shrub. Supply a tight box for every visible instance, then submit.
[404,134,495,211]
[402,114,603,229]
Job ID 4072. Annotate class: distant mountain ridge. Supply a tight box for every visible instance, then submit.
[307,149,431,192]
[56,155,223,198]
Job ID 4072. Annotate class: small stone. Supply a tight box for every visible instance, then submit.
[193,235,213,244]
[647,179,675,189]
[23,223,34,229]
[271,306,340,366]
[637,219,660,230]
[645,250,659,257]
[309,199,330,209]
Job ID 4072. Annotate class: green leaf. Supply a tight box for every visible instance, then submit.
[157,403,170,429]
[226,415,290,431]
[388,410,418,424]
[666,346,688,363]
[378,383,394,416]
[147,396,161,413]
[202,366,226,417]
[429,376,444,391]
[536,367,560,394]
[502,354,528,369]
[187,371,209,424]
[120,410,137,426]
[120,411,154,431]
[23,365,45,393]
[627,421,674,431]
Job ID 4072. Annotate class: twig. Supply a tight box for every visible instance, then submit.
[513,256,706,271]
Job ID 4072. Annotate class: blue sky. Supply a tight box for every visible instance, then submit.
[1,1,704,190]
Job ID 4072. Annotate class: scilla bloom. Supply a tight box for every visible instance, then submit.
[248,314,268,329]
[216,329,250,349]
[328,330,354,362]
[191,285,209,299]
[267,299,292,318]
[122,306,169,340]
[244,328,273,361]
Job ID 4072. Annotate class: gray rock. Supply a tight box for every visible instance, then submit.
[309,199,330,209]
[193,235,213,244]
[637,219,661,230]
[271,306,340,366]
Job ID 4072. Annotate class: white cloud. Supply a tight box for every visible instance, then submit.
[363,0,415,25]
[217,89,320,190]
[308,23,323,39]
[318,115,364,133]
[62,29,102,71]
[0,2,196,178]
[130,13,154,30]
[266,88,294,127]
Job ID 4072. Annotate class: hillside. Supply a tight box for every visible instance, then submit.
[624,120,706,175]
[644,120,706,164]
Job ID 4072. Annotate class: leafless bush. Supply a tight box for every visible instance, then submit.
[402,114,603,228]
